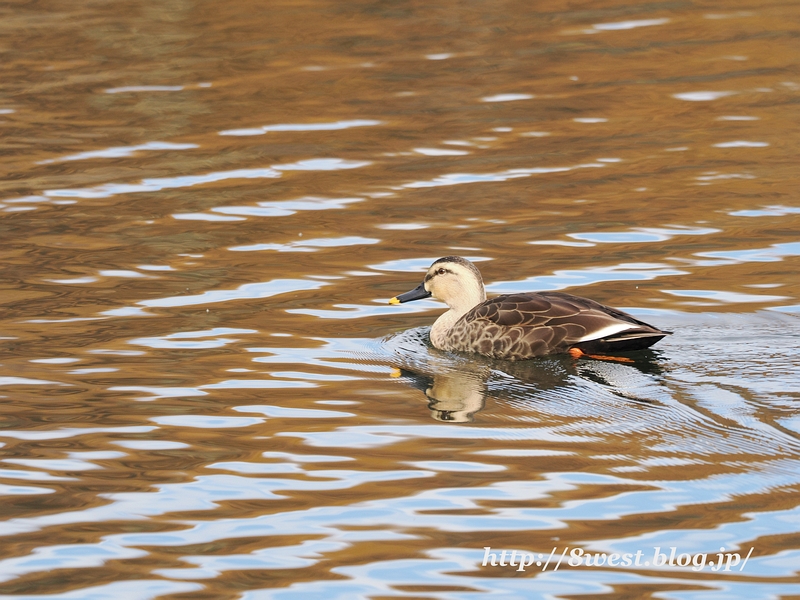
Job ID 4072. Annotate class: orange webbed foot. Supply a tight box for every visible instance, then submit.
[568,347,634,363]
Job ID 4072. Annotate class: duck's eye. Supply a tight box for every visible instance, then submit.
[437,268,447,276]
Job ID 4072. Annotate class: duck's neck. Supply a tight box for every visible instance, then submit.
[430,310,461,349]
[429,287,486,350]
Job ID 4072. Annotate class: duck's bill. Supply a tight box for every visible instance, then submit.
[389,282,431,304]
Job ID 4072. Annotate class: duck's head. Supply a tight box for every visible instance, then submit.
[389,256,486,312]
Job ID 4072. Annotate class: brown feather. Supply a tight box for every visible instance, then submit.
[442,291,669,360]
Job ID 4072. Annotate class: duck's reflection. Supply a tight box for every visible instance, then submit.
[393,366,488,422]
[387,327,667,422]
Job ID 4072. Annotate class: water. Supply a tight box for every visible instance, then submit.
[1,0,799,598]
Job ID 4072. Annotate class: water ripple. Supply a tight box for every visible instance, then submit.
[488,263,687,294]
[680,242,800,266]
[138,278,327,308]
[401,163,602,188]
[213,196,364,218]
[480,93,534,102]
[0,426,156,441]
[219,119,381,137]
[230,236,380,253]
[587,18,671,32]
[568,226,720,244]
[45,167,281,199]
[150,415,265,428]
[40,159,367,202]
[130,328,257,349]
[37,141,198,164]
[673,91,737,101]
[729,205,800,217]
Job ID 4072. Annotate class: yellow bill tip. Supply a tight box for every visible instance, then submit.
[389,368,402,378]
[388,297,400,305]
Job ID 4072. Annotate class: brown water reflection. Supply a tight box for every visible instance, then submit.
[1,0,799,598]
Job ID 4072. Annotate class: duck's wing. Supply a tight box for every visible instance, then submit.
[445,292,669,359]
[538,292,670,353]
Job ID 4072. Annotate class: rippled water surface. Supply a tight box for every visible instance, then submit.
[1,0,799,598]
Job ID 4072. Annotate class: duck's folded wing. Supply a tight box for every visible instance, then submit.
[446,292,668,358]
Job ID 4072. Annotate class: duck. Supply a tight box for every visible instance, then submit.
[389,256,670,361]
